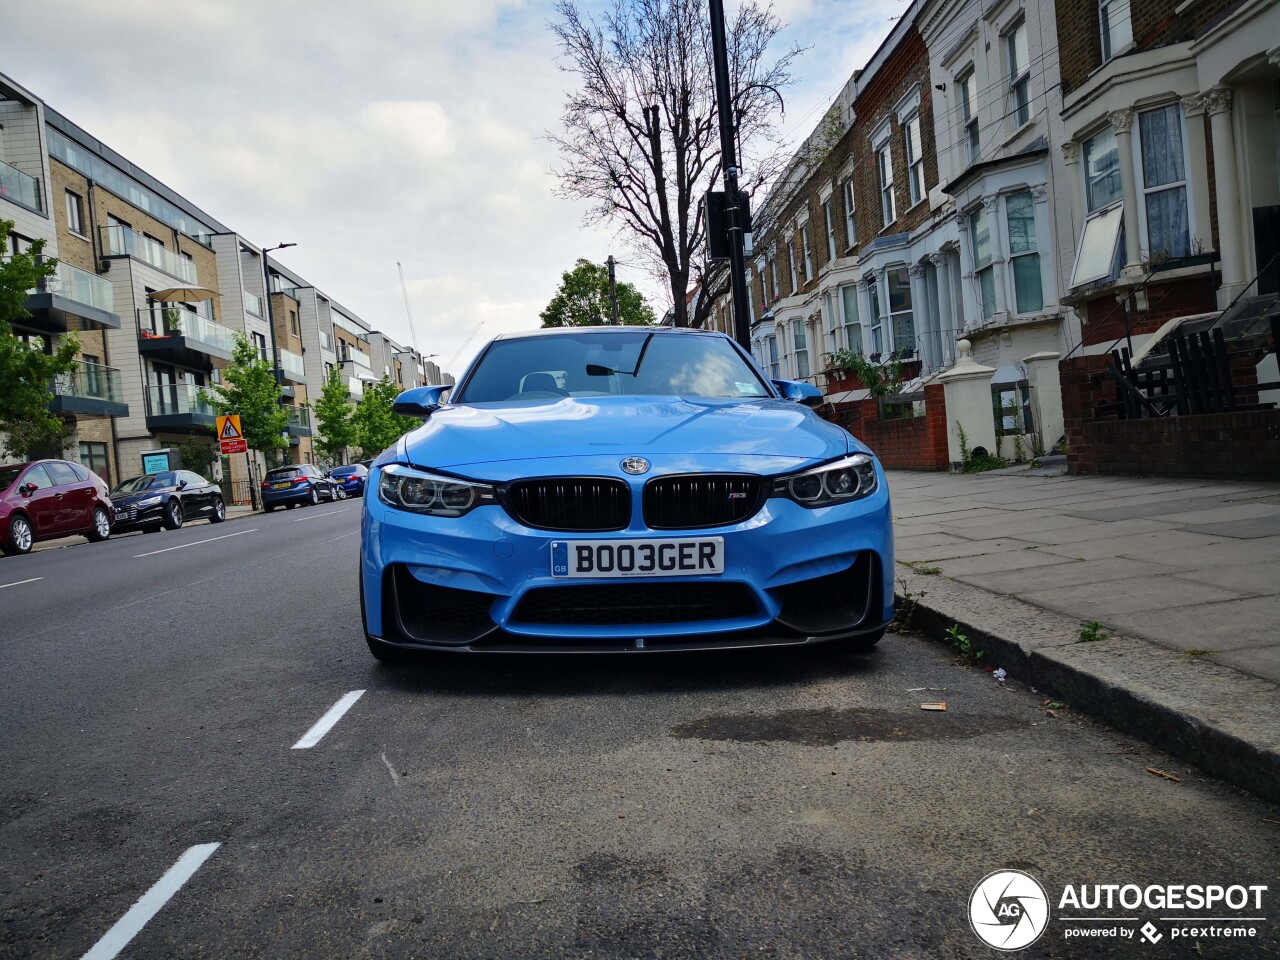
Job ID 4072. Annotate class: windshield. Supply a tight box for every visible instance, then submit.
[112,473,173,494]
[0,465,23,491]
[457,332,771,403]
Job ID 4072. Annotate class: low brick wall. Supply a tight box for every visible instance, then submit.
[1060,346,1280,480]
[824,383,948,471]
[1070,411,1280,479]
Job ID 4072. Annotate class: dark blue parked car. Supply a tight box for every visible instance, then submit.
[261,464,338,512]
[328,464,368,497]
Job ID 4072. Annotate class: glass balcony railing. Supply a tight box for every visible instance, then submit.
[0,158,43,212]
[278,349,305,380]
[138,305,236,355]
[146,382,215,419]
[347,377,364,399]
[318,330,332,351]
[244,290,263,318]
[100,224,197,282]
[286,406,311,429]
[51,360,124,403]
[55,262,114,313]
[346,351,374,375]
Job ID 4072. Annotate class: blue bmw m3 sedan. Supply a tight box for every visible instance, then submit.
[359,326,893,659]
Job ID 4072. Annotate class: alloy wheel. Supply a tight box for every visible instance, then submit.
[10,516,33,554]
[94,508,110,538]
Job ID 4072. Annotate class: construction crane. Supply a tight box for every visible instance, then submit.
[441,320,486,371]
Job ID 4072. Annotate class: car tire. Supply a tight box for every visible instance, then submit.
[309,486,320,506]
[287,502,297,509]
[210,496,226,523]
[264,504,276,513]
[335,487,347,500]
[3,514,33,556]
[163,499,184,530]
[87,507,111,542]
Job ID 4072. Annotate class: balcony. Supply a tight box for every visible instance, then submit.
[100,224,197,283]
[144,382,216,434]
[49,360,129,418]
[137,305,236,369]
[244,290,263,318]
[0,158,43,213]
[22,261,121,333]
[347,376,364,399]
[278,349,306,383]
[286,405,311,438]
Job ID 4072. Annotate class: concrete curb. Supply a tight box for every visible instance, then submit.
[894,567,1280,805]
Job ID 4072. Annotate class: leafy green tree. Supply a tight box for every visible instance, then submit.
[0,219,79,460]
[353,377,419,458]
[314,367,358,463]
[540,259,655,328]
[178,439,217,476]
[201,333,288,464]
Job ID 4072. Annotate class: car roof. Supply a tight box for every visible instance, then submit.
[490,326,726,342]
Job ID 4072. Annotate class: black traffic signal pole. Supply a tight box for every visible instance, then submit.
[709,0,751,349]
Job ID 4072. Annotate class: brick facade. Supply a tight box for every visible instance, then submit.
[851,28,938,248]
[1056,0,1246,96]
[1077,275,1219,346]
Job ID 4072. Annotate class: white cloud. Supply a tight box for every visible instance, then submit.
[0,0,898,376]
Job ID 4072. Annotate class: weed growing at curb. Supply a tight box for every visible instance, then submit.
[946,623,983,663]
[1078,621,1106,643]
[900,560,942,575]
[1184,649,1214,658]
[892,577,924,633]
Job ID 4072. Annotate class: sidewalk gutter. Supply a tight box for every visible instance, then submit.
[895,567,1280,804]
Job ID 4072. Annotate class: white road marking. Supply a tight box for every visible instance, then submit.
[322,531,359,544]
[381,751,402,786]
[292,690,366,749]
[80,843,220,960]
[0,577,43,590]
[292,507,354,522]
[133,529,257,558]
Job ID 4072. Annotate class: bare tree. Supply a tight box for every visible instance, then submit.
[549,0,798,328]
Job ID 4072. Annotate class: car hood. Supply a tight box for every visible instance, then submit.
[112,488,175,506]
[401,396,856,477]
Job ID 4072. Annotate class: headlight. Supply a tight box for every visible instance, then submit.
[136,495,163,508]
[377,464,497,517]
[771,453,878,508]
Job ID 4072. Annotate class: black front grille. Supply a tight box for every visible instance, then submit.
[510,581,760,626]
[504,477,630,531]
[643,474,764,529]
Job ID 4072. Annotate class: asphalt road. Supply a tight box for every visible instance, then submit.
[1,503,1278,959]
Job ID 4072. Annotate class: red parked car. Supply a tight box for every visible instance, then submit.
[0,459,115,556]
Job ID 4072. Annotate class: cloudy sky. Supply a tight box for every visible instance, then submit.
[2,0,902,373]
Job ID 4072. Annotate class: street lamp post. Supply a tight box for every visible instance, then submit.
[708,0,751,349]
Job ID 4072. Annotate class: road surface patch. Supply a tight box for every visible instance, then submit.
[132,529,257,558]
[79,842,220,960]
[291,690,366,749]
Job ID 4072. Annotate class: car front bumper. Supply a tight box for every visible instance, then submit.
[111,503,165,530]
[360,461,894,653]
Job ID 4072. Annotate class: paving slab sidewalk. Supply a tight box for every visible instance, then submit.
[887,467,1280,803]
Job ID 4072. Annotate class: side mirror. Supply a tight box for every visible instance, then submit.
[393,384,452,417]
[772,379,824,409]
[177,479,188,490]
[20,483,35,498]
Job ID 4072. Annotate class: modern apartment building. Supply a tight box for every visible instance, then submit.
[2,70,453,491]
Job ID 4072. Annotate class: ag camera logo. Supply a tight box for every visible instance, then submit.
[969,870,1050,951]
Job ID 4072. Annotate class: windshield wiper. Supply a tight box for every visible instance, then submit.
[585,332,656,378]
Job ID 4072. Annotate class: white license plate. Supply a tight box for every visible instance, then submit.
[550,538,723,579]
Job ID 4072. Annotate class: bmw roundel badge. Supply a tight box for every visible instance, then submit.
[620,457,651,475]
